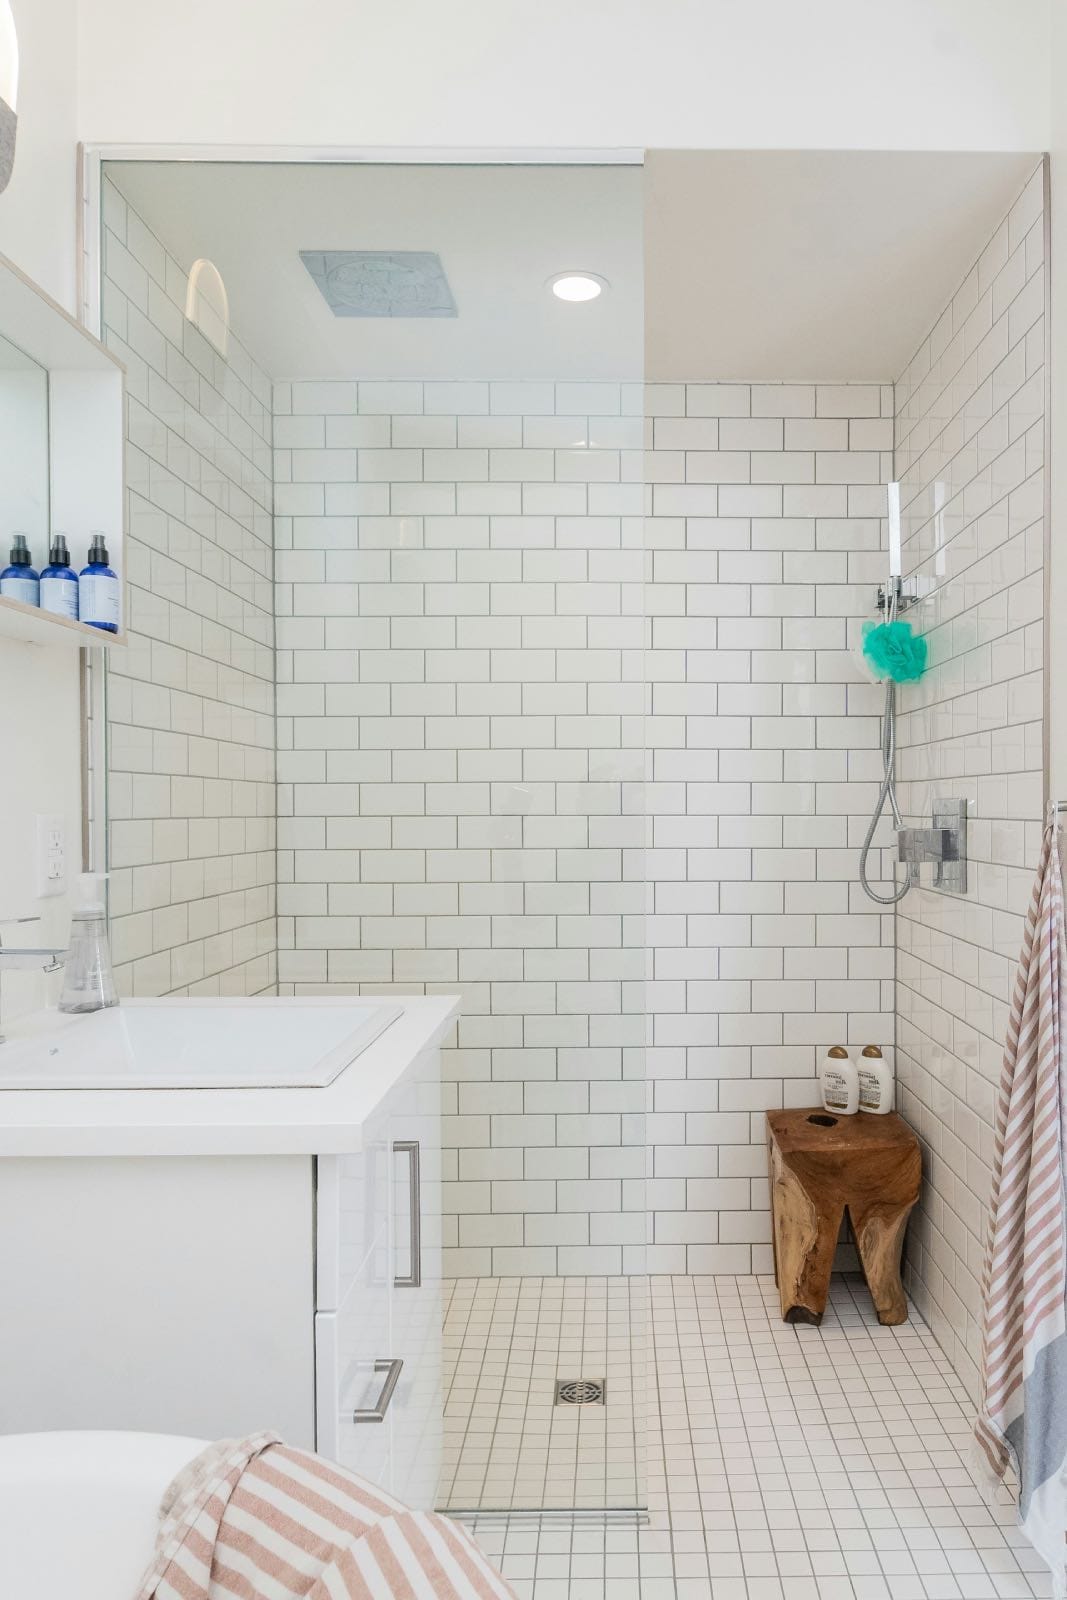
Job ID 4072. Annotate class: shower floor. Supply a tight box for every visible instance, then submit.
[439,1275,646,1512]
[451,1275,1047,1599]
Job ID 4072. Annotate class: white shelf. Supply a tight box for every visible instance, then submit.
[0,592,126,649]
[0,248,126,651]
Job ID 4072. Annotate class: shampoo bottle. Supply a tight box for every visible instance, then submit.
[39,534,79,621]
[858,1044,894,1114]
[78,533,120,633]
[820,1046,859,1115]
[0,534,39,606]
[58,873,117,1014]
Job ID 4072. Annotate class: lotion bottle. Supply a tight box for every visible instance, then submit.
[858,1044,894,1114]
[39,534,79,620]
[0,534,39,606]
[820,1045,859,1115]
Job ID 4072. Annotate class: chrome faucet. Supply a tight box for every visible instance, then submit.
[0,919,67,1044]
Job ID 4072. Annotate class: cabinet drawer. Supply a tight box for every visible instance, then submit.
[315,1257,394,1490]
[316,1113,390,1312]
[387,1050,444,1509]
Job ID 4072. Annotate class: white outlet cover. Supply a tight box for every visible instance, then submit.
[35,813,65,898]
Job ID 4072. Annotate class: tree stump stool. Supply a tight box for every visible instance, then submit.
[766,1107,921,1326]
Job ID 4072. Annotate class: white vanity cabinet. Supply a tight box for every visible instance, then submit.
[314,1039,442,1504]
[0,997,455,1512]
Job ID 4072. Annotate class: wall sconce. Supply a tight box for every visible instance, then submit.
[0,3,18,195]
[184,258,229,358]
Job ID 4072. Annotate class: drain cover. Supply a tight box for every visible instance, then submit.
[554,1378,605,1406]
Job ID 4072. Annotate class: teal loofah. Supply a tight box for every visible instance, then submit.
[861,619,927,683]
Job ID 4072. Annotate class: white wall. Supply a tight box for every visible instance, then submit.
[0,0,82,1020]
[271,373,895,1279]
[1,0,78,308]
[101,179,278,998]
[273,377,646,1277]
[0,635,83,1019]
[895,165,1046,1398]
[645,380,894,1275]
[1049,19,1067,800]
[76,0,1049,153]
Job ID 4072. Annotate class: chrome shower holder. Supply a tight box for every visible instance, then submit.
[876,575,918,615]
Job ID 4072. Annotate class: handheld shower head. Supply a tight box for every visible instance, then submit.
[887,481,902,580]
[858,480,914,905]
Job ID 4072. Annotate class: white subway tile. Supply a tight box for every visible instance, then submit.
[357,381,422,414]
[751,384,814,418]
[685,384,750,417]
[424,381,489,414]
[490,382,554,414]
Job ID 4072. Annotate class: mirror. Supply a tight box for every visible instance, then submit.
[0,331,48,558]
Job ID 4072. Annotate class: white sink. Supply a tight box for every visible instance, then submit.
[0,998,402,1090]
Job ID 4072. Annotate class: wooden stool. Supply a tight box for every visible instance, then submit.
[766,1108,921,1326]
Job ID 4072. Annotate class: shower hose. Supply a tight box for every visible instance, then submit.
[858,588,911,905]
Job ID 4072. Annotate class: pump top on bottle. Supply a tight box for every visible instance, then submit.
[0,533,39,606]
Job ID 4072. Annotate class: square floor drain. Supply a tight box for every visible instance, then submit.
[554,1378,606,1405]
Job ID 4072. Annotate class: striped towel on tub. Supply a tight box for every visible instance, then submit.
[134,1432,516,1600]
[975,813,1067,1598]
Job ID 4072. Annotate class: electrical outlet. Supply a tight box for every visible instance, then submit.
[35,814,66,898]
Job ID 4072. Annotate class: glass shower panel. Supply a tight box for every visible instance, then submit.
[277,160,646,1516]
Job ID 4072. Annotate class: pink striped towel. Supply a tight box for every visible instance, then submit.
[975,812,1067,1597]
[133,1432,517,1600]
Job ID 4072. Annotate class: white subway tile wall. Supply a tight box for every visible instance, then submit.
[645,381,896,1274]
[275,377,896,1275]
[895,163,1047,1399]
[273,380,647,1276]
[94,169,1048,1386]
[101,179,278,997]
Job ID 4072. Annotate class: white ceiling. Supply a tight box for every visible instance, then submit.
[644,150,1039,380]
[109,151,1040,384]
[109,161,644,382]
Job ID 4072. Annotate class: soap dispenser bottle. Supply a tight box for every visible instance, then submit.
[0,534,39,606]
[78,533,120,632]
[40,534,79,620]
[58,873,117,1014]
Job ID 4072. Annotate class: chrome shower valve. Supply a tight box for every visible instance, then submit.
[896,799,968,894]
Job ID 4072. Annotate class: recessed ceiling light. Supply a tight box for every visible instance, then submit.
[549,272,608,303]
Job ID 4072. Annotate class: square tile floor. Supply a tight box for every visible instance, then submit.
[439,1274,645,1511]
[447,1274,1050,1600]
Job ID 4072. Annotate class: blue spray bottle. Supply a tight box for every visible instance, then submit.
[78,533,120,633]
[39,534,79,620]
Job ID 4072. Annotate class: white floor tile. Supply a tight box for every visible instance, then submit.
[451,1273,1036,1600]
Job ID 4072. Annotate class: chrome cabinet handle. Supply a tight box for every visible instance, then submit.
[393,1139,421,1288]
[353,1358,403,1423]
